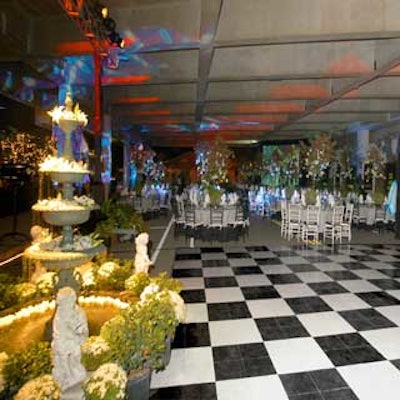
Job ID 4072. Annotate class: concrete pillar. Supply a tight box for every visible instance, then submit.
[356,127,369,180]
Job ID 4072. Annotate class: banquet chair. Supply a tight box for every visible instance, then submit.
[374,206,387,234]
[184,208,202,242]
[302,205,320,243]
[288,204,302,241]
[209,207,224,241]
[352,206,367,229]
[323,205,344,244]
[341,203,354,242]
[280,201,289,239]
[232,206,249,240]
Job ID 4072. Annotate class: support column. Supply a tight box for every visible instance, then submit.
[395,134,400,238]
[123,132,131,190]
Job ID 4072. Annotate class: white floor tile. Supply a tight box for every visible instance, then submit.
[376,305,400,326]
[216,375,289,400]
[387,290,400,301]
[312,262,345,272]
[205,287,244,303]
[327,254,355,262]
[280,256,309,265]
[209,319,262,346]
[235,274,271,287]
[260,265,292,274]
[185,303,208,323]
[362,261,395,270]
[250,251,276,258]
[371,254,398,262]
[321,293,370,311]
[228,258,257,267]
[247,298,294,318]
[203,267,233,277]
[179,277,205,290]
[353,269,389,280]
[265,337,333,374]
[361,327,400,360]
[339,279,381,293]
[297,272,333,283]
[339,361,400,400]
[275,283,317,298]
[150,347,215,388]
[174,260,202,269]
[201,253,227,260]
[298,311,355,337]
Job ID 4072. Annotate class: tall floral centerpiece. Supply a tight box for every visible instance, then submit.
[195,137,234,186]
[364,143,386,195]
[301,134,335,189]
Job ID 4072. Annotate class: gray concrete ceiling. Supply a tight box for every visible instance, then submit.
[2,0,400,147]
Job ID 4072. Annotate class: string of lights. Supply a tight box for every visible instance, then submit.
[60,0,125,57]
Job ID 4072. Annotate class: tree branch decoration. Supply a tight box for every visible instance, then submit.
[364,143,386,193]
[301,134,335,188]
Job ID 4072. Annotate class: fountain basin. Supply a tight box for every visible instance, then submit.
[50,171,89,183]
[41,209,91,226]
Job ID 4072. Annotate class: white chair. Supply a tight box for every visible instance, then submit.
[341,203,354,242]
[323,205,344,244]
[288,204,302,241]
[302,205,320,243]
[280,200,289,239]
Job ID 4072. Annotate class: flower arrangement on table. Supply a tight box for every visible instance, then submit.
[301,134,335,188]
[364,143,386,192]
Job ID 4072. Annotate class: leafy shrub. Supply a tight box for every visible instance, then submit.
[81,336,112,371]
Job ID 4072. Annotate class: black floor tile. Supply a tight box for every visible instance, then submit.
[268,274,302,284]
[256,316,310,341]
[380,269,400,278]
[225,252,251,258]
[151,383,217,399]
[308,282,348,295]
[350,255,377,262]
[308,369,348,391]
[200,247,224,253]
[241,285,280,300]
[368,279,400,290]
[202,259,229,267]
[392,359,400,371]
[286,297,332,314]
[325,271,359,281]
[256,257,283,265]
[288,264,318,273]
[339,308,396,330]
[322,388,359,400]
[207,302,251,321]
[303,256,331,263]
[180,289,206,303]
[316,333,384,366]
[172,323,210,348]
[357,291,400,307]
[213,343,275,380]
[280,371,318,396]
[232,266,263,275]
[273,250,299,257]
[175,253,201,260]
[172,269,203,278]
[339,262,367,270]
[204,276,238,288]
[288,393,323,400]
[245,246,269,251]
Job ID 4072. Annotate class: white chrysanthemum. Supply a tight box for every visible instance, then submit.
[140,283,161,303]
[14,374,60,400]
[97,261,119,278]
[39,156,88,173]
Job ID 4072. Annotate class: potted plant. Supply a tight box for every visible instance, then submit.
[83,363,127,400]
[14,374,60,400]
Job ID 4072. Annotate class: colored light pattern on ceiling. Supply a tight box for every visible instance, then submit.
[113,96,160,104]
[236,103,304,113]
[269,84,330,99]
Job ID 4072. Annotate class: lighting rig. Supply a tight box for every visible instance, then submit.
[60,0,125,57]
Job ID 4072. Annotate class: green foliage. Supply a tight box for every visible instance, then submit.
[151,272,182,294]
[207,185,223,206]
[92,258,134,291]
[125,272,151,296]
[372,191,385,206]
[81,336,113,372]
[0,274,23,312]
[2,342,52,398]
[95,199,146,240]
[305,189,317,206]
[100,292,178,372]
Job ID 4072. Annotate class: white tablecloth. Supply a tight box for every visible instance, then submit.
[194,206,237,227]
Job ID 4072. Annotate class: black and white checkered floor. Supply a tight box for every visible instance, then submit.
[150,244,400,400]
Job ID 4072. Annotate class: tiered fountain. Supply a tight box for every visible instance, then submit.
[23,93,106,291]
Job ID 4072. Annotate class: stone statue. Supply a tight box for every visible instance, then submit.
[134,232,153,274]
[52,287,88,396]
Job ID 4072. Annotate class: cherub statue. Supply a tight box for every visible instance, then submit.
[134,232,153,274]
[52,287,88,395]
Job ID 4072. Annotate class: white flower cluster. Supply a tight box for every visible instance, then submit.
[97,261,119,278]
[14,374,60,400]
[78,295,128,310]
[33,197,95,212]
[37,234,101,252]
[81,336,110,357]
[83,363,127,400]
[39,156,88,173]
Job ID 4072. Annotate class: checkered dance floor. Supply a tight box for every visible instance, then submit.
[150,244,400,400]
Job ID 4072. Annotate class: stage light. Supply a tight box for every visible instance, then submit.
[101,6,108,18]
